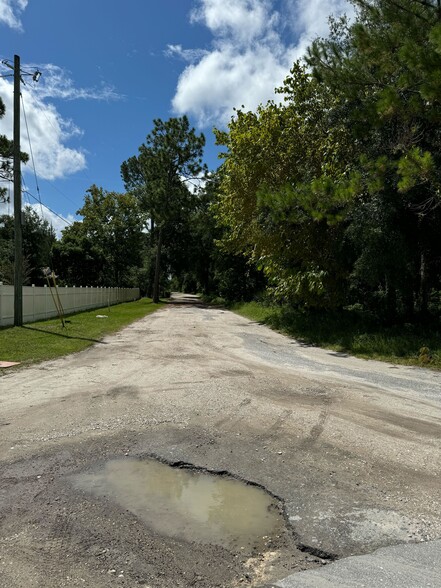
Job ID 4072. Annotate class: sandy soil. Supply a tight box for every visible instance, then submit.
[0,294,440,587]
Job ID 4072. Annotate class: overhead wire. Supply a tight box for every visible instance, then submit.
[39,179,80,210]
[26,82,88,211]
[19,88,75,230]
[2,58,75,232]
[22,188,73,227]
[20,91,44,219]
[3,62,89,231]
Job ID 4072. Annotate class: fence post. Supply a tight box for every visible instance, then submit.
[32,284,35,322]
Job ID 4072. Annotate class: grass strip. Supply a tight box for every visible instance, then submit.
[232,301,441,369]
[0,298,164,366]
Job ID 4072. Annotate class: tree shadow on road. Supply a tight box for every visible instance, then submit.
[22,326,107,344]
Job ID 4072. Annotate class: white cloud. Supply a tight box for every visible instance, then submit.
[0,0,28,30]
[0,63,122,181]
[165,44,209,64]
[294,0,349,36]
[0,200,75,237]
[171,0,353,126]
[0,77,86,180]
[181,172,207,194]
[173,45,295,127]
[28,203,76,238]
[190,0,271,45]
[34,64,121,102]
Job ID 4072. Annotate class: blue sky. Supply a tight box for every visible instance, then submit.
[0,0,351,234]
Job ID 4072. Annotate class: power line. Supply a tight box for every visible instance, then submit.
[19,90,75,230]
[22,85,85,211]
[20,92,44,218]
[39,178,80,209]
[22,188,73,228]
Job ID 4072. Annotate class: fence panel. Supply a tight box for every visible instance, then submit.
[0,285,14,326]
[0,283,140,327]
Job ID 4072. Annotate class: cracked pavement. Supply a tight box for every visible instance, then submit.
[0,294,440,587]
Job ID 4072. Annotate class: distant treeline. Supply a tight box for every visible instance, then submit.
[1,0,440,326]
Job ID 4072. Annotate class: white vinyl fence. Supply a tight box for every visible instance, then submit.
[0,283,140,327]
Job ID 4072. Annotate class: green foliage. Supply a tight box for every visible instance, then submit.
[214,63,353,308]
[0,97,29,202]
[121,116,206,301]
[210,0,441,322]
[53,186,144,288]
[304,0,441,319]
[397,148,434,192]
[0,206,55,285]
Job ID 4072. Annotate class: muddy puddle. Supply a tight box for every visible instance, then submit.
[71,457,285,552]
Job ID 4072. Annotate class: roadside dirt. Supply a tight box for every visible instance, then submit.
[1,294,440,587]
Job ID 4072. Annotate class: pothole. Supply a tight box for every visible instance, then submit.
[70,457,286,554]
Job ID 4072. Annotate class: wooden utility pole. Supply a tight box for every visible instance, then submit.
[13,54,23,327]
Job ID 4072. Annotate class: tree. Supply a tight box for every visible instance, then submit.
[162,171,265,300]
[52,221,104,286]
[0,96,29,202]
[214,64,353,308]
[53,186,145,287]
[306,0,441,319]
[0,206,55,285]
[209,1,441,320]
[121,116,206,302]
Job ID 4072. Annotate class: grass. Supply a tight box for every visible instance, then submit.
[232,301,441,369]
[0,298,164,366]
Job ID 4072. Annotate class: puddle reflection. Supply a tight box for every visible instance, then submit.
[71,458,284,551]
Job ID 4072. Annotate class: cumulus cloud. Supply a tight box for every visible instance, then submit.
[27,203,76,237]
[0,0,28,30]
[190,0,272,44]
[0,77,86,180]
[0,63,121,181]
[0,200,75,237]
[173,45,295,127]
[171,0,352,126]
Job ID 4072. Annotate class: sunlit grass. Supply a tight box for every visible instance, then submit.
[0,298,164,366]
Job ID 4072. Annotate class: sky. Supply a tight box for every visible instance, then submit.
[0,0,352,235]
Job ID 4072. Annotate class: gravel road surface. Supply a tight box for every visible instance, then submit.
[1,293,440,587]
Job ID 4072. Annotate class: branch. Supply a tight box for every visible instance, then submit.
[386,0,431,21]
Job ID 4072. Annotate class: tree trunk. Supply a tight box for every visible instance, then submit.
[385,275,397,324]
[152,226,163,303]
[417,214,429,320]
[419,250,429,319]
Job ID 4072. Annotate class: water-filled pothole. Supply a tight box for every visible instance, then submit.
[71,458,285,552]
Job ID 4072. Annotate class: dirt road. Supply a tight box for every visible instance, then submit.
[1,294,440,587]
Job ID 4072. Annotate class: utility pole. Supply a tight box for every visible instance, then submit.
[13,54,23,326]
[1,55,41,326]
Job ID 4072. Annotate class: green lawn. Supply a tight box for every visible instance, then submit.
[0,298,164,366]
[232,301,441,369]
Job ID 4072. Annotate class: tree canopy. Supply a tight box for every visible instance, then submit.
[54,186,145,288]
[4,1,441,325]
[121,116,206,302]
[212,0,441,320]
[0,206,55,285]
